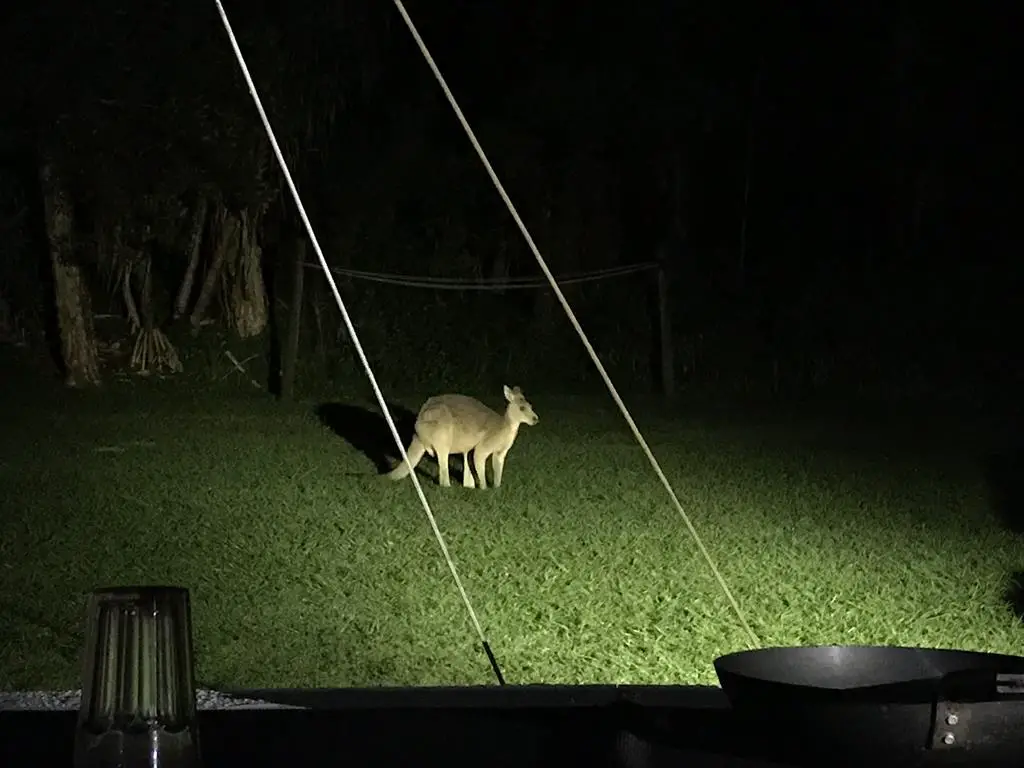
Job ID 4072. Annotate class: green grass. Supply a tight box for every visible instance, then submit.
[1,372,1022,691]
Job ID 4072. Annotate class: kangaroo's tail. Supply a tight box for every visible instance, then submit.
[387,436,427,480]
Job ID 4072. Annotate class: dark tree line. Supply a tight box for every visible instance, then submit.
[0,2,1015,401]
[1,0,390,386]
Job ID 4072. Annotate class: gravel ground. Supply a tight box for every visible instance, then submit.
[0,689,303,711]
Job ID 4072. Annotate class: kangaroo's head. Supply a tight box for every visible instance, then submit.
[503,385,539,427]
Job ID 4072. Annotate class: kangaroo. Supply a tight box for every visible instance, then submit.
[387,385,539,489]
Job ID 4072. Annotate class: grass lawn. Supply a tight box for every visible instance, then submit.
[1,368,1022,691]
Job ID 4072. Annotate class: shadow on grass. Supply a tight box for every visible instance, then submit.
[315,401,418,474]
[1004,571,1024,623]
[984,427,1024,534]
[196,622,407,692]
[0,598,82,666]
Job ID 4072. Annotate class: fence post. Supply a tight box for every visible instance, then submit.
[657,261,674,399]
[280,235,306,401]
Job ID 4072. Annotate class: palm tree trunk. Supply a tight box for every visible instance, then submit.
[190,202,235,332]
[228,207,268,339]
[174,194,208,319]
[39,160,101,387]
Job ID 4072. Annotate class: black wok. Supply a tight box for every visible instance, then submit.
[714,645,1024,766]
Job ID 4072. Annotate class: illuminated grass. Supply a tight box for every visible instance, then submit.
[0,381,1021,690]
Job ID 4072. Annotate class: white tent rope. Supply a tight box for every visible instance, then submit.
[389,0,760,649]
[212,0,504,683]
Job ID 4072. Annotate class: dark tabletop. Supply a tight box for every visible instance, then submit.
[2,684,803,767]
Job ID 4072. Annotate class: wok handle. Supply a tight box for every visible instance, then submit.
[997,673,1024,696]
[930,673,1024,753]
[937,669,1024,700]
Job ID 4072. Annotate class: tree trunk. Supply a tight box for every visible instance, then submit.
[140,256,154,334]
[190,202,235,332]
[174,194,208,319]
[39,160,101,387]
[228,208,268,339]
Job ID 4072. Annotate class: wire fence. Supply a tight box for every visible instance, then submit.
[305,261,660,290]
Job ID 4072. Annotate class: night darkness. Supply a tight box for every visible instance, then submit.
[2,0,1024,722]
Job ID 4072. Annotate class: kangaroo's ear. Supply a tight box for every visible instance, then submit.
[503,385,514,401]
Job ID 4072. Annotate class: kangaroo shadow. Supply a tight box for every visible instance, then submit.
[315,402,419,474]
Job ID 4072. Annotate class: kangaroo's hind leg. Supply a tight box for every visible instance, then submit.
[436,446,452,487]
[461,452,476,488]
[473,450,489,490]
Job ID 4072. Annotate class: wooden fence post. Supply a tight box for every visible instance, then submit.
[280,236,306,401]
[657,262,674,398]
